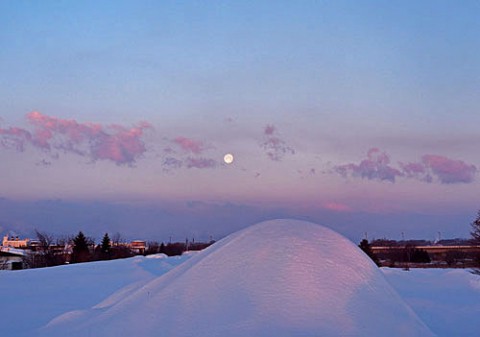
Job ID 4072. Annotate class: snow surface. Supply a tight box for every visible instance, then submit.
[382,268,480,337]
[1,219,478,336]
[39,219,433,337]
[0,253,191,337]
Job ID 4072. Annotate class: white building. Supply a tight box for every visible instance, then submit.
[2,235,29,248]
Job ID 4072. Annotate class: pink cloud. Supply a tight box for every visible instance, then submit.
[173,136,205,154]
[421,155,477,184]
[399,161,433,183]
[264,124,276,136]
[90,127,149,165]
[0,112,151,165]
[323,202,351,212]
[334,148,477,185]
[26,111,106,149]
[334,148,403,183]
[400,162,426,176]
[261,124,295,161]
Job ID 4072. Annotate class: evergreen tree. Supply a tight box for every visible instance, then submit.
[101,233,111,254]
[410,248,431,263]
[72,231,91,263]
[100,233,111,260]
[359,239,380,267]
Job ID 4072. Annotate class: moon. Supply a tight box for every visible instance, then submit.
[223,153,234,164]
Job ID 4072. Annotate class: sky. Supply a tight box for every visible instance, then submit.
[0,0,479,242]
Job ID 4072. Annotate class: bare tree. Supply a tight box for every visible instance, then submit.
[470,210,480,273]
[471,210,480,244]
[34,230,57,267]
[146,241,160,255]
[0,259,9,270]
[36,230,54,248]
[111,232,125,247]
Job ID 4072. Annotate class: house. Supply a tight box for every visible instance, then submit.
[129,240,146,255]
[0,247,27,270]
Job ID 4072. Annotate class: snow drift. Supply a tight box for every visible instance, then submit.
[42,219,435,337]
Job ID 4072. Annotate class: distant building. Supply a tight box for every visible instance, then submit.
[2,235,29,248]
[129,240,146,255]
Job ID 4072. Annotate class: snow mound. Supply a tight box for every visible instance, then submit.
[42,219,435,337]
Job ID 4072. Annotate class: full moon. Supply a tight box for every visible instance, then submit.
[223,153,234,164]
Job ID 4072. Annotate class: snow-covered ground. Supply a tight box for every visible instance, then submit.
[383,268,480,337]
[0,253,191,337]
[0,220,479,337]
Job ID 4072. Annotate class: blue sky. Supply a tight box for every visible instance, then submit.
[0,1,479,242]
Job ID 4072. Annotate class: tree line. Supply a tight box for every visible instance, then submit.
[24,230,214,269]
[359,209,480,269]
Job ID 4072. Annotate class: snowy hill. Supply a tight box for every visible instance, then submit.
[41,219,434,337]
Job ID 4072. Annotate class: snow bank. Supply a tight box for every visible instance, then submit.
[42,219,434,337]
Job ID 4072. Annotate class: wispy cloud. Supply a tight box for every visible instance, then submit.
[261,124,295,161]
[333,148,403,183]
[161,136,218,171]
[161,156,218,171]
[334,148,477,184]
[185,157,217,169]
[0,112,152,165]
[0,127,33,151]
[162,157,183,172]
[36,159,52,167]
